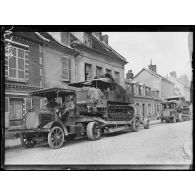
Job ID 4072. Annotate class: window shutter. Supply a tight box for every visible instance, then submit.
[25,98,32,112]
[62,56,69,81]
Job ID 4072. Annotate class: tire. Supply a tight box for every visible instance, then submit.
[178,114,183,122]
[48,126,65,149]
[20,133,36,149]
[173,116,176,123]
[143,119,150,129]
[132,118,139,132]
[86,122,101,141]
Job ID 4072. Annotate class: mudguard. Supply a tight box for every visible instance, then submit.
[43,121,68,136]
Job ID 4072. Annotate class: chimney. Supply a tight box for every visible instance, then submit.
[94,32,102,40]
[102,34,109,44]
[126,70,134,79]
[170,71,177,78]
[61,32,70,45]
[148,59,157,73]
[148,65,157,73]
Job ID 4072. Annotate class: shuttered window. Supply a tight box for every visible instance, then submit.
[62,56,70,81]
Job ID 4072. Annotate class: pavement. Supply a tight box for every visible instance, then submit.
[4,120,192,166]
[4,119,161,150]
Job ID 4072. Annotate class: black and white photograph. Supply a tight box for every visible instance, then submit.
[1,27,193,170]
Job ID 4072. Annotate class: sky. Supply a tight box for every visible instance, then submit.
[104,32,192,80]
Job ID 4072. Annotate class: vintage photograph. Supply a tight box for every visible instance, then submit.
[1,28,193,169]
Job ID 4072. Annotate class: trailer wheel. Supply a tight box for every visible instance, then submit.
[48,126,65,149]
[132,118,139,132]
[20,133,36,149]
[87,122,101,141]
[143,119,150,129]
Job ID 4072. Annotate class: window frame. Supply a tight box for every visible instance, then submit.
[7,46,26,82]
[61,56,70,82]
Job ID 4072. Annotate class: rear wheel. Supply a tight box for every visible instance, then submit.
[48,126,65,149]
[86,122,101,141]
[20,133,36,149]
[143,119,150,129]
[132,118,140,132]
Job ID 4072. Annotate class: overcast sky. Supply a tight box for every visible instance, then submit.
[104,32,192,80]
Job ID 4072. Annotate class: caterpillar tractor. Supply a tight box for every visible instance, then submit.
[19,74,150,149]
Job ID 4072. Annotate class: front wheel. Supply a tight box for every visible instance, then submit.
[86,122,101,141]
[132,118,140,132]
[48,126,65,149]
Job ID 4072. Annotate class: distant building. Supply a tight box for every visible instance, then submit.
[167,71,191,101]
[133,63,174,100]
[125,79,161,118]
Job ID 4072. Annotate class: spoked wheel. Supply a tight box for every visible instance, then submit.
[20,133,36,149]
[48,126,65,149]
[132,118,140,132]
[87,122,101,141]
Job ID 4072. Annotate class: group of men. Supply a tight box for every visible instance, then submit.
[45,95,75,121]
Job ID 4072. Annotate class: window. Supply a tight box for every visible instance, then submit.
[8,47,26,80]
[106,69,112,75]
[62,56,70,81]
[85,63,92,81]
[114,71,120,84]
[96,66,103,76]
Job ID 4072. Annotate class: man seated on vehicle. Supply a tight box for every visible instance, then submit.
[46,96,60,113]
[58,95,75,122]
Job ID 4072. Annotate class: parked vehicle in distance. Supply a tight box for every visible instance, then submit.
[160,100,183,123]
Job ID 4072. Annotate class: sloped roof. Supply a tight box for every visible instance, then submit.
[70,32,128,64]
[134,68,174,84]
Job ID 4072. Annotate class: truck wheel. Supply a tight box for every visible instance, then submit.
[20,133,36,149]
[87,122,101,141]
[132,118,139,132]
[173,117,176,123]
[178,114,183,122]
[48,126,65,149]
[143,119,150,129]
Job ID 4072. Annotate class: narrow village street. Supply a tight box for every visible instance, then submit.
[4,121,192,165]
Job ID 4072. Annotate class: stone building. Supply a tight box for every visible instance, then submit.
[133,64,174,100]
[35,32,79,88]
[5,32,44,129]
[125,79,161,119]
[167,71,191,101]
[70,32,128,87]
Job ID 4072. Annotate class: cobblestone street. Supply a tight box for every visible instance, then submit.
[4,121,192,165]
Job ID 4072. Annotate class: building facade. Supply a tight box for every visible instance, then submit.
[167,71,191,101]
[133,64,174,100]
[5,32,44,129]
[70,32,128,87]
[125,79,161,119]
